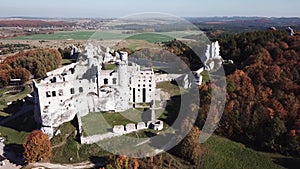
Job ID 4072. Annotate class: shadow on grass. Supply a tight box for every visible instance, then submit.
[272,157,300,169]
[3,99,26,115]
[164,95,181,126]
[2,111,38,132]
[89,156,107,168]
[3,143,25,166]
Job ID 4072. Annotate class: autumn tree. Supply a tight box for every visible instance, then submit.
[10,68,31,84]
[23,130,52,163]
[106,155,140,169]
[3,48,62,78]
[171,126,202,164]
[195,30,300,156]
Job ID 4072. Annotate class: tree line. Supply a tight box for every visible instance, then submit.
[0,48,62,87]
[160,30,299,156]
[197,30,299,156]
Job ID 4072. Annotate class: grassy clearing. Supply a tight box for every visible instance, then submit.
[201,135,295,169]
[50,121,109,164]
[51,133,108,164]
[8,30,200,42]
[0,85,30,103]
[51,122,76,147]
[126,33,175,43]
[156,81,181,97]
[0,126,29,144]
[0,110,36,145]
[81,110,139,136]
[0,85,31,116]
[45,114,300,168]
[7,85,31,102]
[8,30,129,40]
[81,113,110,135]
[62,59,75,65]
[115,39,162,51]
[0,112,9,117]
[0,88,11,111]
[126,31,201,43]
[201,70,210,83]
[100,111,137,126]
[8,30,96,40]
[104,63,117,70]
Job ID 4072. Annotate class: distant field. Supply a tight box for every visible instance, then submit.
[8,30,120,40]
[126,33,174,43]
[8,30,202,42]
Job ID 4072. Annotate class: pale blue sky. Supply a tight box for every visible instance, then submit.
[0,0,299,18]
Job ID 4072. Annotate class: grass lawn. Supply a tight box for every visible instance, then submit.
[8,30,129,41]
[126,33,175,43]
[8,30,201,42]
[0,85,33,146]
[8,30,96,40]
[0,88,10,113]
[156,81,181,97]
[51,121,109,164]
[115,39,162,51]
[0,85,31,116]
[0,110,36,145]
[201,70,210,83]
[7,85,31,102]
[48,115,300,168]
[0,126,29,144]
[0,85,31,103]
[48,121,300,168]
[201,135,297,169]
[103,63,117,70]
[81,113,111,136]
[81,110,139,135]
[62,59,76,65]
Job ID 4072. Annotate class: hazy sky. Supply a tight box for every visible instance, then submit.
[0,0,299,18]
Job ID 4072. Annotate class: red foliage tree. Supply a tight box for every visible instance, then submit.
[23,130,52,163]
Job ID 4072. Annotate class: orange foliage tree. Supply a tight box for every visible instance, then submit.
[106,155,140,169]
[23,130,52,163]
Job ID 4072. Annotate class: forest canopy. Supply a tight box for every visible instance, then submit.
[165,30,300,156]
[0,48,62,87]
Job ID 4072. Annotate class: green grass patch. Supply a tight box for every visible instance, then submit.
[0,112,9,117]
[81,109,147,136]
[8,30,201,42]
[201,70,210,83]
[81,113,111,135]
[116,39,162,51]
[104,63,117,70]
[51,122,77,147]
[62,59,75,65]
[102,111,136,126]
[0,88,9,96]
[0,85,31,116]
[50,121,109,164]
[8,31,96,40]
[7,85,31,102]
[8,30,130,40]
[0,126,29,144]
[162,30,203,39]
[127,33,174,43]
[157,81,181,97]
[202,135,292,169]
[0,88,10,111]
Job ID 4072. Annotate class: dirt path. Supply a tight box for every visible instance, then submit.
[51,133,71,149]
[29,161,98,169]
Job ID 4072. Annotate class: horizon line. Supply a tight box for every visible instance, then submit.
[0,15,300,20]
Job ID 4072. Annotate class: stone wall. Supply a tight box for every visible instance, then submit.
[81,121,163,144]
